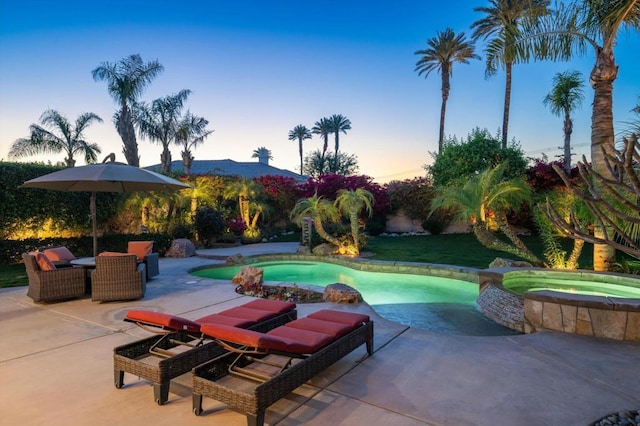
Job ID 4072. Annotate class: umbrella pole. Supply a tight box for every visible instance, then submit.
[91,192,97,257]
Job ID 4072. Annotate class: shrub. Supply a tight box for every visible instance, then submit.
[194,207,225,247]
[170,223,194,239]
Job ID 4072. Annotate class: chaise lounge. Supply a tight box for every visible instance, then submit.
[192,309,373,426]
[114,299,297,405]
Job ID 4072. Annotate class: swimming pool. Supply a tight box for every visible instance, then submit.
[192,260,518,336]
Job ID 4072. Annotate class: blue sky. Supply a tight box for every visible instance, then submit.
[1,0,638,183]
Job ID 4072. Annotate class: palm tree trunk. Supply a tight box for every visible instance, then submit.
[439,68,450,154]
[473,223,545,266]
[181,150,193,176]
[590,46,618,271]
[494,211,542,264]
[298,139,303,174]
[349,210,360,255]
[502,61,512,149]
[313,218,342,247]
[117,104,140,167]
[563,110,573,174]
[566,239,585,270]
[333,133,340,173]
[161,144,172,174]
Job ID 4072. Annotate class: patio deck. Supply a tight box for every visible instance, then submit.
[1,242,638,425]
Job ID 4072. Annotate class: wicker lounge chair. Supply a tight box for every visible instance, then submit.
[127,241,159,279]
[23,252,86,303]
[192,309,373,426]
[114,299,297,405]
[91,254,146,302]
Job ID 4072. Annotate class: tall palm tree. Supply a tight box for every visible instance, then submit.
[327,114,352,172]
[175,111,213,176]
[290,193,341,247]
[9,109,102,167]
[415,28,479,154]
[515,0,640,270]
[471,0,550,149]
[543,70,584,174]
[431,164,543,265]
[135,90,191,173]
[92,54,164,166]
[288,124,312,174]
[334,188,374,256]
[311,117,332,162]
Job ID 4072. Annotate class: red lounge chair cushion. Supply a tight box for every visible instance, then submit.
[42,246,76,262]
[284,317,354,339]
[307,310,370,328]
[195,313,255,328]
[29,252,56,271]
[200,323,334,354]
[242,299,296,314]
[218,307,277,323]
[128,241,154,261]
[99,251,130,257]
[125,310,202,333]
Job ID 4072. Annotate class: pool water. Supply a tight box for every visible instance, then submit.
[192,261,518,336]
[502,273,640,298]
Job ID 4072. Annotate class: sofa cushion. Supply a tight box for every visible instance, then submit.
[29,252,56,271]
[127,241,154,261]
[42,246,76,262]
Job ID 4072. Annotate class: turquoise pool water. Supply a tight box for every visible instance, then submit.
[502,273,640,298]
[192,261,518,336]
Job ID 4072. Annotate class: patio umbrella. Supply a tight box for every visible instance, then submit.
[21,154,190,256]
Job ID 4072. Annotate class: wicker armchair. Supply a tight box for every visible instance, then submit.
[23,253,86,303]
[127,241,159,279]
[91,255,146,302]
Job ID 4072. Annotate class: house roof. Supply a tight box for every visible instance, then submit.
[147,160,307,182]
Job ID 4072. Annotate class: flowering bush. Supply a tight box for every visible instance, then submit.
[226,217,247,234]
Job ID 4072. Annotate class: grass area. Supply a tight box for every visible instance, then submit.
[0,264,28,288]
[363,234,595,269]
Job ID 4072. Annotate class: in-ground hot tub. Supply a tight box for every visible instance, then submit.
[479,269,640,341]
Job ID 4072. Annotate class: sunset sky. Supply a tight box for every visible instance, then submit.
[1,0,638,183]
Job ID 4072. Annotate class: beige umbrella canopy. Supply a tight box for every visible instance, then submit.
[21,154,190,256]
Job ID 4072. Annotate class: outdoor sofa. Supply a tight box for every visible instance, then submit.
[192,309,374,426]
[114,299,297,405]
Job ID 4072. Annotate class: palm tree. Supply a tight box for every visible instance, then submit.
[92,54,164,166]
[223,179,264,230]
[471,0,550,149]
[290,193,341,247]
[543,70,584,174]
[135,90,191,173]
[334,188,374,256]
[9,109,102,167]
[515,0,640,270]
[327,114,352,172]
[288,124,312,174]
[252,147,273,164]
[431,165,544,265]
[175,111,213,176]
[311,117,332,161]
[415,28,479,154]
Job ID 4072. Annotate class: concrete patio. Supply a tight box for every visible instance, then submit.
[0,242,638,425]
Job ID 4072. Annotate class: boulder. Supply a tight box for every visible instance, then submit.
[488,257,533,268]
[323,283,363,304]
[165,239,196,258]
[231,265,264,290]
[312,243,337,256]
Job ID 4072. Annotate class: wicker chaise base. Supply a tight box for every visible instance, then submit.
[114,310,297,405]
[192,320,373,426]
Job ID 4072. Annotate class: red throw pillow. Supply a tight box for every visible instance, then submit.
[30,252,56,271]
[42,246,76,262]
[127,241,153,261]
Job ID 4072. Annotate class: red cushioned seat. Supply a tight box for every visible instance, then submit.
[284,317,354,339]
[218,307,277,323]
[242,299,296,314]
[195,313,255,328]
[200,323,334,354]
[307,310,370,328]
[125,310,201,333]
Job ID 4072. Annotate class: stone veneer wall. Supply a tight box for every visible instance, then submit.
[476,283,524,332]
[523,291,640,341]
